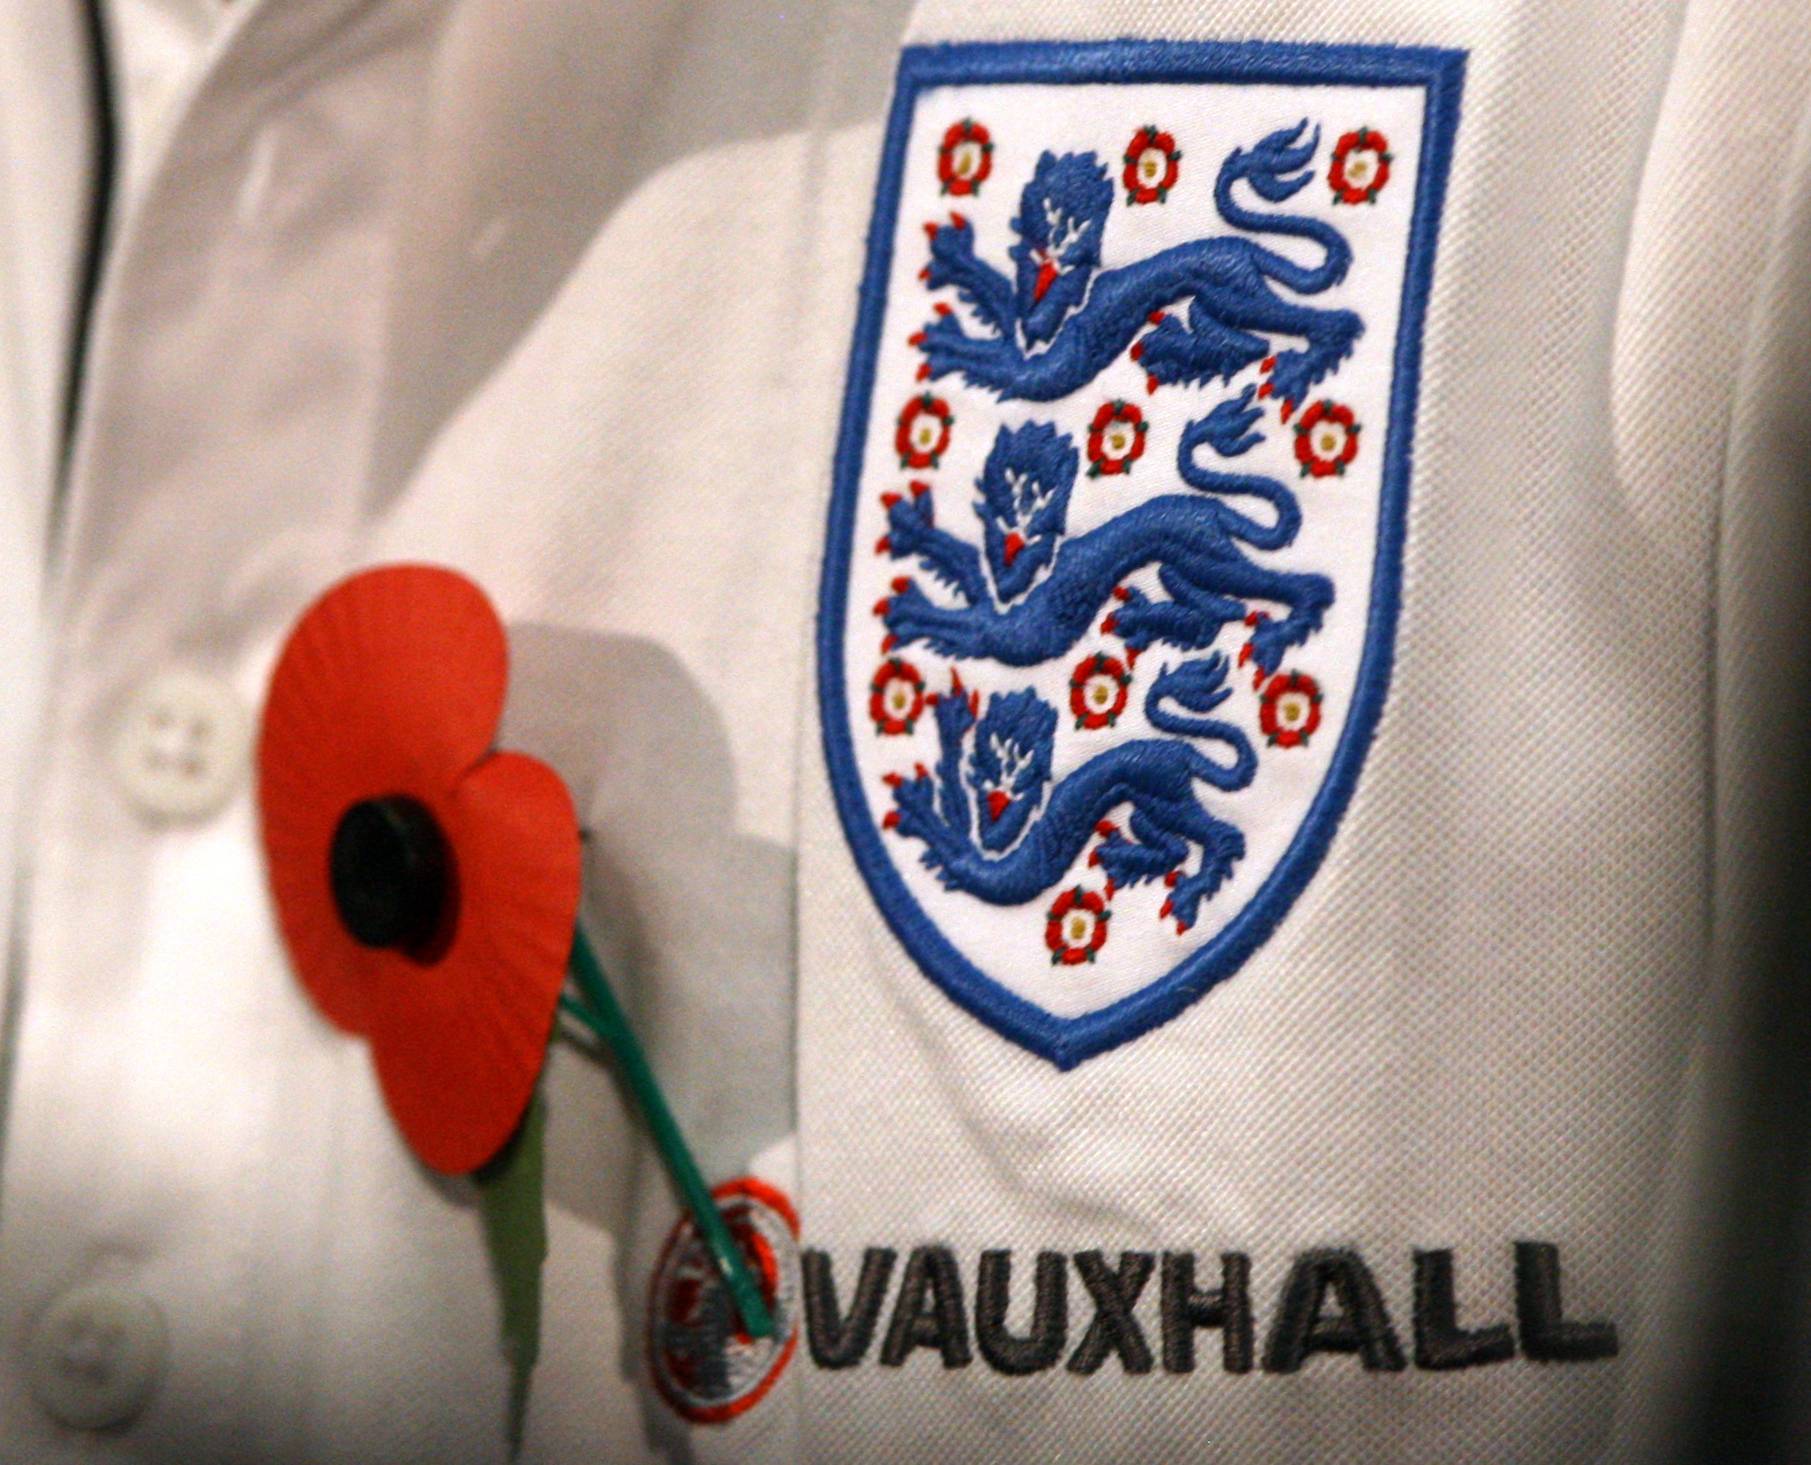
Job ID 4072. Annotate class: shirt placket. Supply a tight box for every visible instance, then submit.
[0,0,450,1456]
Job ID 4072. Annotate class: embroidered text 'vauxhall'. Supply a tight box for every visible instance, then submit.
[799,1241,1616,1376]
[820,40,1465,1063]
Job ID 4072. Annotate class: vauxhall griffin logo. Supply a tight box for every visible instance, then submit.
[820,39,1465,1063]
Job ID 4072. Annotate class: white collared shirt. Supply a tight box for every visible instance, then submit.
[0,1,1807,1460]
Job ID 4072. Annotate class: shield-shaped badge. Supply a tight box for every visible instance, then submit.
[820,39,1465,1065]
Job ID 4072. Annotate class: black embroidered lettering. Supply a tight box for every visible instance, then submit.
[879,1246,972,1368]
[1066,1250,1155,1375]
[1410,1249,1513,1370]
[1262,1249,1406,1373]
[802,1248,896,1369]
[1513,1242,1618,1362]
[975,1249,1067,1375]
[1160,1251,1252,1374]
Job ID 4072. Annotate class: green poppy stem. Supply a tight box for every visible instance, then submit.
[563,925,775,1339]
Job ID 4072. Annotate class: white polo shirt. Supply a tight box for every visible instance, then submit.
[0,1,1806,1460]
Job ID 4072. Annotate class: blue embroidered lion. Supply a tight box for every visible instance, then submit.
[875,396,1333,675]
[883,654,1254,932]
[916,121,1362,409]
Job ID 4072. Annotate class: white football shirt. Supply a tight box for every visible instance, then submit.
[0,1,1803,1460]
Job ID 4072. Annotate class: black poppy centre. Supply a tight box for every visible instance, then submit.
[329,796,455,951]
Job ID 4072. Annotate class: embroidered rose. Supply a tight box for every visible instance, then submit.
[1294,400,1361,478]
[1086,401,1148,477]
[1046,886,1111,965]
[937,119,993,196]
[896,393,953,469]
[1329,127,1392,205]
[1069,652,1132,730]
[257,565,581,1174]
[1259,670,1323,749]
[869,657,926,735]
[1123,126,1181,205]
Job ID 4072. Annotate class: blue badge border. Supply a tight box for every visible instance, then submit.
[818,38,1466,1068]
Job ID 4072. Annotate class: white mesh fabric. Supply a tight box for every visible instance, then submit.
[796,2,1811,1460]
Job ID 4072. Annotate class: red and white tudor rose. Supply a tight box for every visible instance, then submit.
[895,393,953,469]
[1045,886,1111,965]
[1328,126,1392,205]
[1069,651,1133,730]
[869,657,926,735]
[1086,400,1148,477]
[937,119,993,196]
[1259,671,1323,749]
[1294,400,1361,478]
[1122,125,1182,204]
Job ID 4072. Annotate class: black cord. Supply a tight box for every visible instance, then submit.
[59,0,117,481]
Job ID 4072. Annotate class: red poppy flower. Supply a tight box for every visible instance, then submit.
[1329,127,1392,205]
[1086,401,1148,477]
[1259,670,1323,749]
[869,657,926,735]
[1123,126,1181,204]
[937,119,993,196]
[896,394,953,469]
[1046,887,1111,965]
[258,565,582,1174]
[1294,400,1361,478]
[1069,651,1132,730]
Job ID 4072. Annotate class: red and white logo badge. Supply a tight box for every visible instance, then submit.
[647,1178,800,1425]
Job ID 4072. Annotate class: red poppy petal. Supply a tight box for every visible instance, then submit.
[259,751,389,1035]
[365,750,581,1174]
[258,566,513,1030]
[261,565,508,798]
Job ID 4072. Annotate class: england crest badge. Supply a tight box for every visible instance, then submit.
[819,40,1464,1065]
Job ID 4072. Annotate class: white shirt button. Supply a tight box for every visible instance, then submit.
[26,1283,169,1430]
[108,668,251,821]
